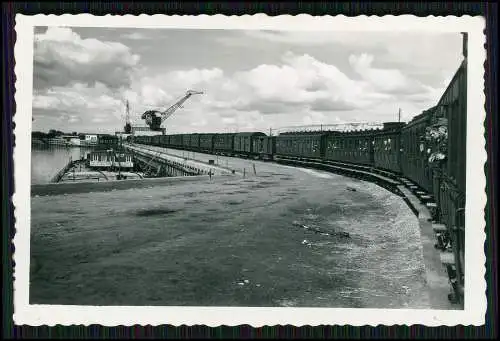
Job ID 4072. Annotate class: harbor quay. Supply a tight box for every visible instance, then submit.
[19,24,480,328]
[30,148,456,309]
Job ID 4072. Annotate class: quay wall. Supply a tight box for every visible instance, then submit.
[31,174,233,197]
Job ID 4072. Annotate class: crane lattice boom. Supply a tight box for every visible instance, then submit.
[141,90,203,131]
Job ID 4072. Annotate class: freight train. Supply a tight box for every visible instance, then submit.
[130,41,467,306]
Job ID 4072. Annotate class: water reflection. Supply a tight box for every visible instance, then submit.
[31,145,94,185]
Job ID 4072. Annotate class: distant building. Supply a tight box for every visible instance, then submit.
[67,137,81,146]
[115,132,132,141]
[59,135,81,146]
[84,134,98,145]
[97,134,119,148]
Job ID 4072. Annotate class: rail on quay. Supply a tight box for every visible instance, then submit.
[276,156,405,194]
[275,156,426,216]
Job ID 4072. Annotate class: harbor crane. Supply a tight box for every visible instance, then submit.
[141,90,204,131]
[122,99,132,134]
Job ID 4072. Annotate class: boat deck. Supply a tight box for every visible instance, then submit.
[59,159,143,183]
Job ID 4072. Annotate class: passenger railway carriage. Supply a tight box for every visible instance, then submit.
[275,132,325,159]
[325,131,373,166]
[130,36,467,306]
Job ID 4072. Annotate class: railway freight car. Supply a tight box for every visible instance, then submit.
[276,132,326,159]
[169,134,183,148]
[159,134,170,147]
[252,135,276,160]
[214,133,235,155]
[181,134,191,150]
[136,135,151,145]
[189,133,200,150]
[130,135,140,144]
[151,135,161,146]
[233,132,266,158]
[199,133,215,153]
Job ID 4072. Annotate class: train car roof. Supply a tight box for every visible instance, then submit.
[234,132,267,137]
[278,132,328,137]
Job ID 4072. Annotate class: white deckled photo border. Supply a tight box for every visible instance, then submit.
[12,14,487,327]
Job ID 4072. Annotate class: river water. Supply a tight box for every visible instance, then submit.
[31,146,95,185]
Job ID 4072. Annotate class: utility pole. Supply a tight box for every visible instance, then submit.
[269,128,272,136]
[117,149,122,179]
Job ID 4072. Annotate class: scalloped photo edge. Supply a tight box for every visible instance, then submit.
[12,13,487,327]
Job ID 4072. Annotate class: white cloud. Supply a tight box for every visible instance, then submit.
[224,30,463,77]
[348,53,430,96]
[226,51,396,115]
[33,82,125,131]
[221,30,364,47]
[34,27,140,90]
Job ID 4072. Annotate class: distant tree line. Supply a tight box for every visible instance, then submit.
[32,130,83,139]
[32,130,117,140]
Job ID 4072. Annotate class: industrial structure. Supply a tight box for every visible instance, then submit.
[115,90,203,139]
[124,100,132,134]
[141,90,203,131]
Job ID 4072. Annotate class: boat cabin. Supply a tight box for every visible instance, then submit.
[88,150,134,170]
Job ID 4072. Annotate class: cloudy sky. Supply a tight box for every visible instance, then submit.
[32,26,464,134]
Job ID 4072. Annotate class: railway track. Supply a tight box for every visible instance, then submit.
[273,155,436,217]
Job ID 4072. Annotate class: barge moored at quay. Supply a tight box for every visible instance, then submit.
[51,148,142,183]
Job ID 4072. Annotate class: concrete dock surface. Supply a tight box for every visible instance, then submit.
[30,151,458,309]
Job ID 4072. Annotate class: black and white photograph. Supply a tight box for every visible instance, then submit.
[13,14,486,326]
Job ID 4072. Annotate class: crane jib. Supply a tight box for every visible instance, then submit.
[141,90,203,131]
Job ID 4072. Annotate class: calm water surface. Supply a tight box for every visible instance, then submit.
[31,146,94,185]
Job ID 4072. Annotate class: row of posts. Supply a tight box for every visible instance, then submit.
[131,144,259,179]
[207,163,257,180]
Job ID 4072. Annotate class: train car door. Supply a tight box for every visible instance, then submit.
[369,137,375,164]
